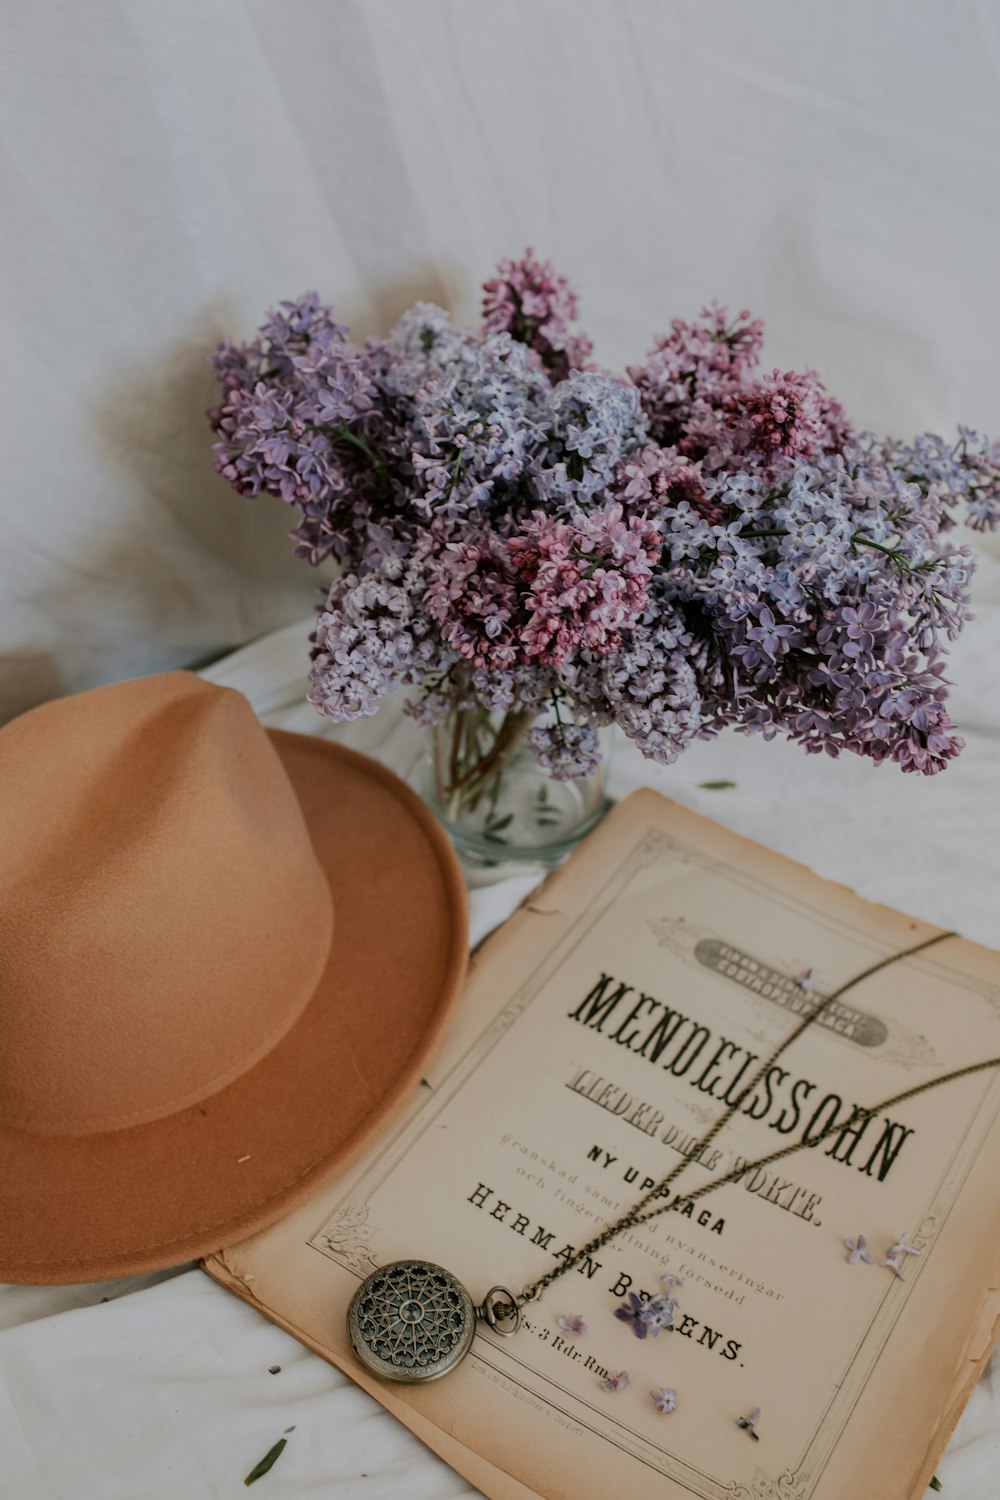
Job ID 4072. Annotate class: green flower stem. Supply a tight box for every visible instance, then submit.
[442,707,533,821]
[319,424,390,484]
[851,532,907,564]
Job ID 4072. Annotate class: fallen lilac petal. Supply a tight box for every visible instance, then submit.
[557,1314,588,1336]
[615,1291,649,1338]
[737,1407,761,1440]
[640,1294,677,1336]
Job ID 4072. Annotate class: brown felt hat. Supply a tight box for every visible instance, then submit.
[0,671,467,1284]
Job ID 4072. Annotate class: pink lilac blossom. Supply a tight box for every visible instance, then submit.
[510,504,660,667]
[424,529,520,670]
[613,445,722,525]
[627,302,764,457]
[724,368,848,465]
[209,253,998,781]
[482,246,593,382]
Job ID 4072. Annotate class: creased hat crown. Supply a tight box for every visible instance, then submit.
[0,673,333,1136]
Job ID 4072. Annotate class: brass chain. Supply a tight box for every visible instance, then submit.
[518,929,982,1305]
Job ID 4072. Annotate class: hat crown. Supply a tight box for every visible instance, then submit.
[0,673,333,1137]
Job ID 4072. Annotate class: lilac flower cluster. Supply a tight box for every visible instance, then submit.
[626,303,850,475]
[209,293,382,567]
[482,246,594,382]
[509,503,659,666]
[210,254,1000,779]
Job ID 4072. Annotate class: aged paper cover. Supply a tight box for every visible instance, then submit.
[205,789,1000,1500]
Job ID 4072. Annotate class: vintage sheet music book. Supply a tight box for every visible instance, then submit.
[204,789,1000,1500]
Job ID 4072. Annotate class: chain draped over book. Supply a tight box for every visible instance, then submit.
[348,923,1000,1379]
[519,930,973,1307]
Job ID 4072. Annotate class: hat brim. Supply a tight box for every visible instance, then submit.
[0,732,468,1284]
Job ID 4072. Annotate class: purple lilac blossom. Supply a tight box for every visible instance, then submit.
[537,371,647,510]
[209,258,998,782]
[209,293,381,568]
[309,571,428,721]
[639,1293,677,1336]
[400,331,550,523]
[614,1292,649,1339]
[525,721,602,780]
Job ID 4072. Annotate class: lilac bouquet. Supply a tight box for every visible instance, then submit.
[209,251,998,846]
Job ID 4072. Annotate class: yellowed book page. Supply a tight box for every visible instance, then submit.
[205,789,1000,1500]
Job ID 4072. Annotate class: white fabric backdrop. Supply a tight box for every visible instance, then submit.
[2,3,1000,1497]
[1,0,998,721]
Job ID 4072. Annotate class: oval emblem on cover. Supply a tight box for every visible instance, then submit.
[347,1259,476,1383]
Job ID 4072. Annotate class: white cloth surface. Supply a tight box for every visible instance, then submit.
[2,0,1000,723]
[3,1,1000,1491]
[1,569,999,1498]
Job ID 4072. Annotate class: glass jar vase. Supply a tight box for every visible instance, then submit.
[421,702,611,865]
